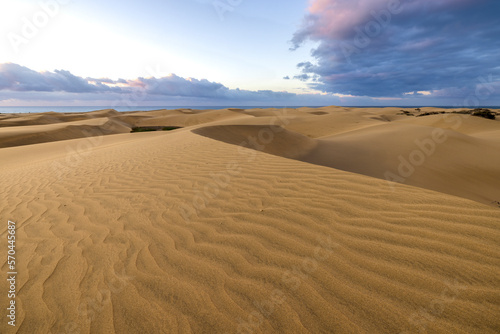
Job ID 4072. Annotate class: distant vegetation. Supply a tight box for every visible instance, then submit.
[451,109,496,120]
[131,126,182,133]
[415,111,446,117]
[470,109,495,120]
[398,108,497,120]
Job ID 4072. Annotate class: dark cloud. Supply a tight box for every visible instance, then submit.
[291,0,500,99]
[0,63,115,93]
[293,74,310,81]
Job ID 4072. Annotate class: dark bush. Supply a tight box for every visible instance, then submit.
[415,111,446,117]
[131,127,157,132]
[398,110,414,116]
[131,126,182,133]
[472,109,496,120]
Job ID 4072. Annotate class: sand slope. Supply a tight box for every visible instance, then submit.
[0,107,499,333]
[193,109,500,206]
[0,118,131,149]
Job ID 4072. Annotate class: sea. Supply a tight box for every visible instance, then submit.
[0,106,315,114]
[0,106,498,114]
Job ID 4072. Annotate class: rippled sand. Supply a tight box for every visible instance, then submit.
[0,107,499,333]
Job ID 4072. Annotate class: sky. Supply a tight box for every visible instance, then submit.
[0,0,499,107]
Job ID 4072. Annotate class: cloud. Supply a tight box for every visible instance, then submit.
[0,63,346,106]
[127,75,226,98]
[0,63,301,103]
[0,63,113,93]
[291,0,500,99]
[293,74,310,81]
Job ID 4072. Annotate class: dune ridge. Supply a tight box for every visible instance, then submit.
[191,108,500,206]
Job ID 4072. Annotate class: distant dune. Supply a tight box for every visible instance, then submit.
[0,107,499,333]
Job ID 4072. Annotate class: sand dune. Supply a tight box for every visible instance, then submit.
[135,109,250,128]
[193,110,500,206]
[0,110,119,128]
[193,125,318,159]
[0,118,130,149]
[0,107,499,333]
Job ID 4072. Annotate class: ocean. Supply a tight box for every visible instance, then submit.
[0,106,319,114]
[0,106,498,114]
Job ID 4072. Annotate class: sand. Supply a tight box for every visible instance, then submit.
[0,106,499,333]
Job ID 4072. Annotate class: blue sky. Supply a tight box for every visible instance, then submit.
[0,0,499,107]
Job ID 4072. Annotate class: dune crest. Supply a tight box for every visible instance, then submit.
[193,125,318,159]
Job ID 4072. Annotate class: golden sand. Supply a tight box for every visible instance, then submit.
[0,107,499,333]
